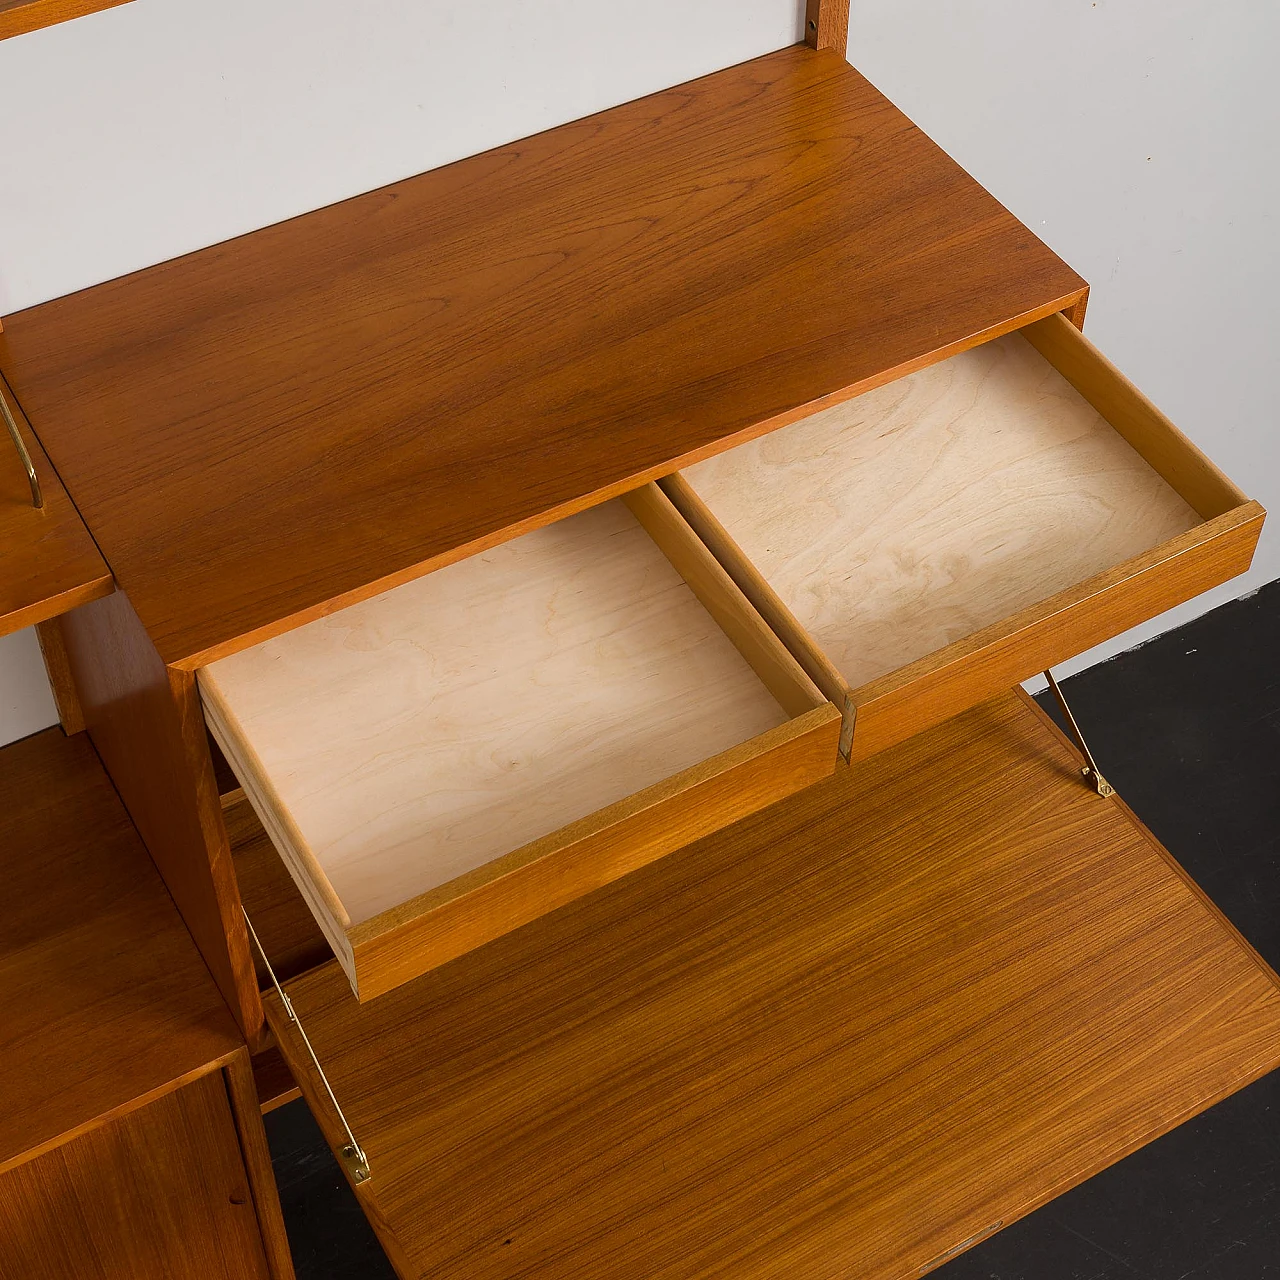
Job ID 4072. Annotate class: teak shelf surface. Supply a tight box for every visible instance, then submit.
[267,691,1280,1280]
[0,370,111,638]
[0,44,1084,670]
[0,728,242,1174]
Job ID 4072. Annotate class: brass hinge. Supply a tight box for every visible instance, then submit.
[1043,668,1114,798]
[242,908,371,1184]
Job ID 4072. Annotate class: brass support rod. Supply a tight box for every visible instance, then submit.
[242,907,371,1183]
[1,384,43,509]
[1043,668,1114,798]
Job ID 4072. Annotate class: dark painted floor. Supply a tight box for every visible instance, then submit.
[266,578,1280,1279]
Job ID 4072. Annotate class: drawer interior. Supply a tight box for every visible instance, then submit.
[668,313,1263,759]
[201,486,838,999]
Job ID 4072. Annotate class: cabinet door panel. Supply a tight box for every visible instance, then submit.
[0,1072,270,1280]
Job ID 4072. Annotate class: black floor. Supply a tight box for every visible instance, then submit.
[266,578,1280,1279]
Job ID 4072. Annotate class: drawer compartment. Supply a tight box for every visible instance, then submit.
[200,484,839,1000]
[666,313,1264,761]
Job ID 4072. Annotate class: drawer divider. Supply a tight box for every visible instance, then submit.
[242,906,371,1185]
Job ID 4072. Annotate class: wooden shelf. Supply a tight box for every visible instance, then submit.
[268,691,1280,1279]
[0,728,242,1174]
[0,44,1084,670]
[0,370,111,639]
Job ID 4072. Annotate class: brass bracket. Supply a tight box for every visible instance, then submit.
[1,383,43,509]
[1043,668,1114,798]
[242,908,371,1184]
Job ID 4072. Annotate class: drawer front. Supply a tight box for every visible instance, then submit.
[203,484,839,1001]
[265,692,1280,1280]
[669,312,1263,762]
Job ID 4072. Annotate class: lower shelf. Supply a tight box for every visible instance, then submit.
[266,690,1280,1279]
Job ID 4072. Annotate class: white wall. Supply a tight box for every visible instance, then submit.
[1,0,1275,744]
[0,0,804,746]
[850,0,1280,690]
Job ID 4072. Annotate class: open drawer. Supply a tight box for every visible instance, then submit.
[663,312,1265,762]
[200,483,840,1001]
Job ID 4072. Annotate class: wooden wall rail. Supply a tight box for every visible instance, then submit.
[805,0,849,57]
[0,0,132,42]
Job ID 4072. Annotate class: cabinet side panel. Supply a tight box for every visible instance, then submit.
[58,589,263,1042]
[222,1050,297,1280]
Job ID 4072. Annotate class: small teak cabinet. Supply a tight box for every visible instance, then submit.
[3,14,1277,1278]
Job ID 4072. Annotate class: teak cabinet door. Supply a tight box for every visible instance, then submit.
[0,1072,272,1280]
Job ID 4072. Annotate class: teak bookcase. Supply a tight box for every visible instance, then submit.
[3,15,1278,1277]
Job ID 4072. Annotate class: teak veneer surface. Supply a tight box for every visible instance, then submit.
[0,45,1084,668]
[682,330,1201,690]
[267,692,1280,1280]
[203,499,790,929]
[0,371,111,638]
[0,1071,270,1280]
[0,728,242,1174]
[57,588,265,1042]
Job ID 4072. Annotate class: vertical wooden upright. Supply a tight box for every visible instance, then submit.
[805,0,850,57]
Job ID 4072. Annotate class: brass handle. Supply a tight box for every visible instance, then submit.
[0,383,43,509]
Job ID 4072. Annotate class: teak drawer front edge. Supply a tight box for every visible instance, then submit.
[667,312,1263,763]
[201,484,840,1001]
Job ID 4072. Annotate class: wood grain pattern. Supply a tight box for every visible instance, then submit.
[846,501,1264,762]
[0,372,111,639]
[0,727,242,1174]
[57,589,264,1044]
[204,498,792,927]
[267,691,1280,1280]
[805,0,850,56]
[35,616,86,734]
[0,1073,270,1280]
[228,793,334,986]
[250,1046,302,1115]
[1023,312,1245,518]
[223,1049,298,1280]
[347,704,839,1002]
[683,330,1202,692]
[0,0,130,41]
[1064,290,1090,331]
[0,46,1085,669]
[205,496,838,998]
[661,470,854,731]
[621,483,825,718]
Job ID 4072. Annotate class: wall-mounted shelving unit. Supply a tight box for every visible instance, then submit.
[2,7,1275,1274]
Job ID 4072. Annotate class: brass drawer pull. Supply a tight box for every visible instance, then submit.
[1,384,43,509]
